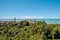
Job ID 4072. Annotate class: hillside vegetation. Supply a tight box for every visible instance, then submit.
[0,20,60,40]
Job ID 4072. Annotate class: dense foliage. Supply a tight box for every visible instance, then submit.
[0,20,60,40]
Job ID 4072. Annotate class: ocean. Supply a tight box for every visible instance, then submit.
[36,19,60,24]
[0,19,60,24]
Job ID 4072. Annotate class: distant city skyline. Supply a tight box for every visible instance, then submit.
[0,16,59,19]
[0,0,60,19]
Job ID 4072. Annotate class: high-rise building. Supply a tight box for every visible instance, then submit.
[14,17,16,23]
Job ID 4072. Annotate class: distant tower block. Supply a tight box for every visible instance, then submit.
[14,17,16,23]
[34,19,36,26]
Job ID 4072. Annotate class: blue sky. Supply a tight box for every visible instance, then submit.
[0,0,60,19]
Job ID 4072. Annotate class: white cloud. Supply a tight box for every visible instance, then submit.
[1,16,59,19]
[24,16,30,18]
[3,16,9,19]
[38,16,44,18]
[50,16,58,19]
[22,16,44,19]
